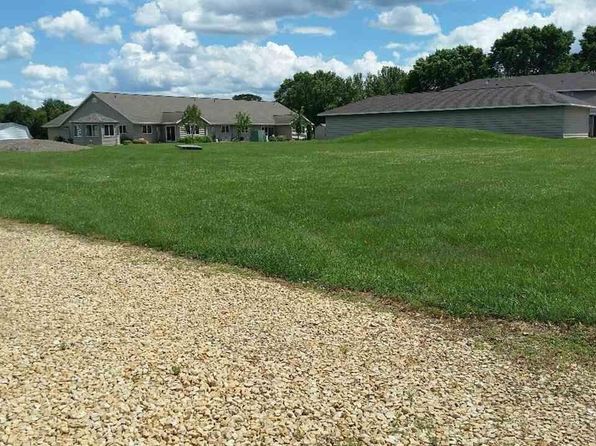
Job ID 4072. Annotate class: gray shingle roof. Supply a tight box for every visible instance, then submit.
[319,84,591,117]
[93,92,295,125]
[446,71,596,92]
[43,108,77,128]
[71,113,118,123]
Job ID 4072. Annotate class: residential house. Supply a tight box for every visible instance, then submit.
[44,92,299,145]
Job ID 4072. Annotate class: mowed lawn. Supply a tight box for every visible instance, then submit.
[1,128,595,324]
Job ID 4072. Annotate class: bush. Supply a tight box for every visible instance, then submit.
[54,136,66,143]
[179,135,212,144]
[121,135,133,143]
[122,140,133,145]
[270,135,288,142]
[133,138,149,145]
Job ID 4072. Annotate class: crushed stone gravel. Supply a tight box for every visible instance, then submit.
[0,220,594,446]
[0,139,88,152]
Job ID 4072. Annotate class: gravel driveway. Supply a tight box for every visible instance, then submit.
[0,220,594,446]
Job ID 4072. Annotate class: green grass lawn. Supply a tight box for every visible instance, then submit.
[1,128,595,324]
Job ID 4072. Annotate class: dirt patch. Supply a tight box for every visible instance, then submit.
[0,220,594,445]
[0,139,89,152]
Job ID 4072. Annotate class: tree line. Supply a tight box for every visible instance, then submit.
[0,99,72,139]
[275,25,596,125]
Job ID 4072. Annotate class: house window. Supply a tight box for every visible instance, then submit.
[119,125,127,134]
[142,125,153,134]
[221,125,230,133]
[85,125,98,137]
[74,125,82,137]
[104,125,115,137]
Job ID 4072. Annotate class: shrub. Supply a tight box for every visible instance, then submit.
[270,135,288,142]
[54,136,66,143]
[133,138,149,145]
[122,140,133,145]
[179,136,211,144]
[121,135,133,143]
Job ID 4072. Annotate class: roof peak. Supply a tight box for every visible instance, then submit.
[92,91,277,104]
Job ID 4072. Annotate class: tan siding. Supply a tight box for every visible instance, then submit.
[325,106,570,139]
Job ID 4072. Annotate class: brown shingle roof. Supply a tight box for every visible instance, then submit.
[319,84,591,117]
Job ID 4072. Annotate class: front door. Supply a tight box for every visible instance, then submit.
[166,126,176,142]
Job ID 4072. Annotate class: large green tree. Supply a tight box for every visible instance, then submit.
[403,46,492,92]
[232,93,263,102]
[578,26,596,71]
[274,70,350,125]
[41,99,72,122]
[490,24,574,76]
[365,66,407,96]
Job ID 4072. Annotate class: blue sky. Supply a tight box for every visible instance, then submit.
[0,0,593,106]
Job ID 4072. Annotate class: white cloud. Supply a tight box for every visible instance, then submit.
[96,7,112,19]
[385,41,423,51]
[134,1,277,35]
[372,5,440,36]
[0,80,13,89]
[37,10,123,44]
[0,26,36,61]
[73,40,393,99]
[435,0,596,52]
[288,26,336,36]
[132,24,198,51]
[22,64,69,81]
[85,0,130,5]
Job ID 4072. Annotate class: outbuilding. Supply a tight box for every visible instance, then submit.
[320,72,596,139]
[0,122,32,140]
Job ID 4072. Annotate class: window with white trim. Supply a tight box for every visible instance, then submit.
[85,125,98,137]
[74,125,82,137]
[119,125,127,134]
[104,125,115,136]
[142,125,153,134]
[221,125,230,133]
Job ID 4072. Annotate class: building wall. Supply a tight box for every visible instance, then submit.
[48,127,70,141]
[563,106,590,138]
[324,106,584,139]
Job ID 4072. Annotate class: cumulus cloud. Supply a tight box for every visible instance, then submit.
[0,80,13,89]
[372,5,440,35]
[96,7,112,19]
[132,24,198,51]
[288,26,336,36]
[0,26,36,60]
[22,64,69,81]
[133,1,277,35]
[71,40,392,99]
[434,0,596,52]
[37,10,123,44]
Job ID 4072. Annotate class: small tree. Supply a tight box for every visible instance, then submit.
[181,104,203,140]
[291,106,310,138]
[234,111,252,140]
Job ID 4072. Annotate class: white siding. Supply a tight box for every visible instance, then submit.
[0,125,31,140]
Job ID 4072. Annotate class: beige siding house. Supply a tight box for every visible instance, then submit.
[320,72,596,139]
[44,92,298,146]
